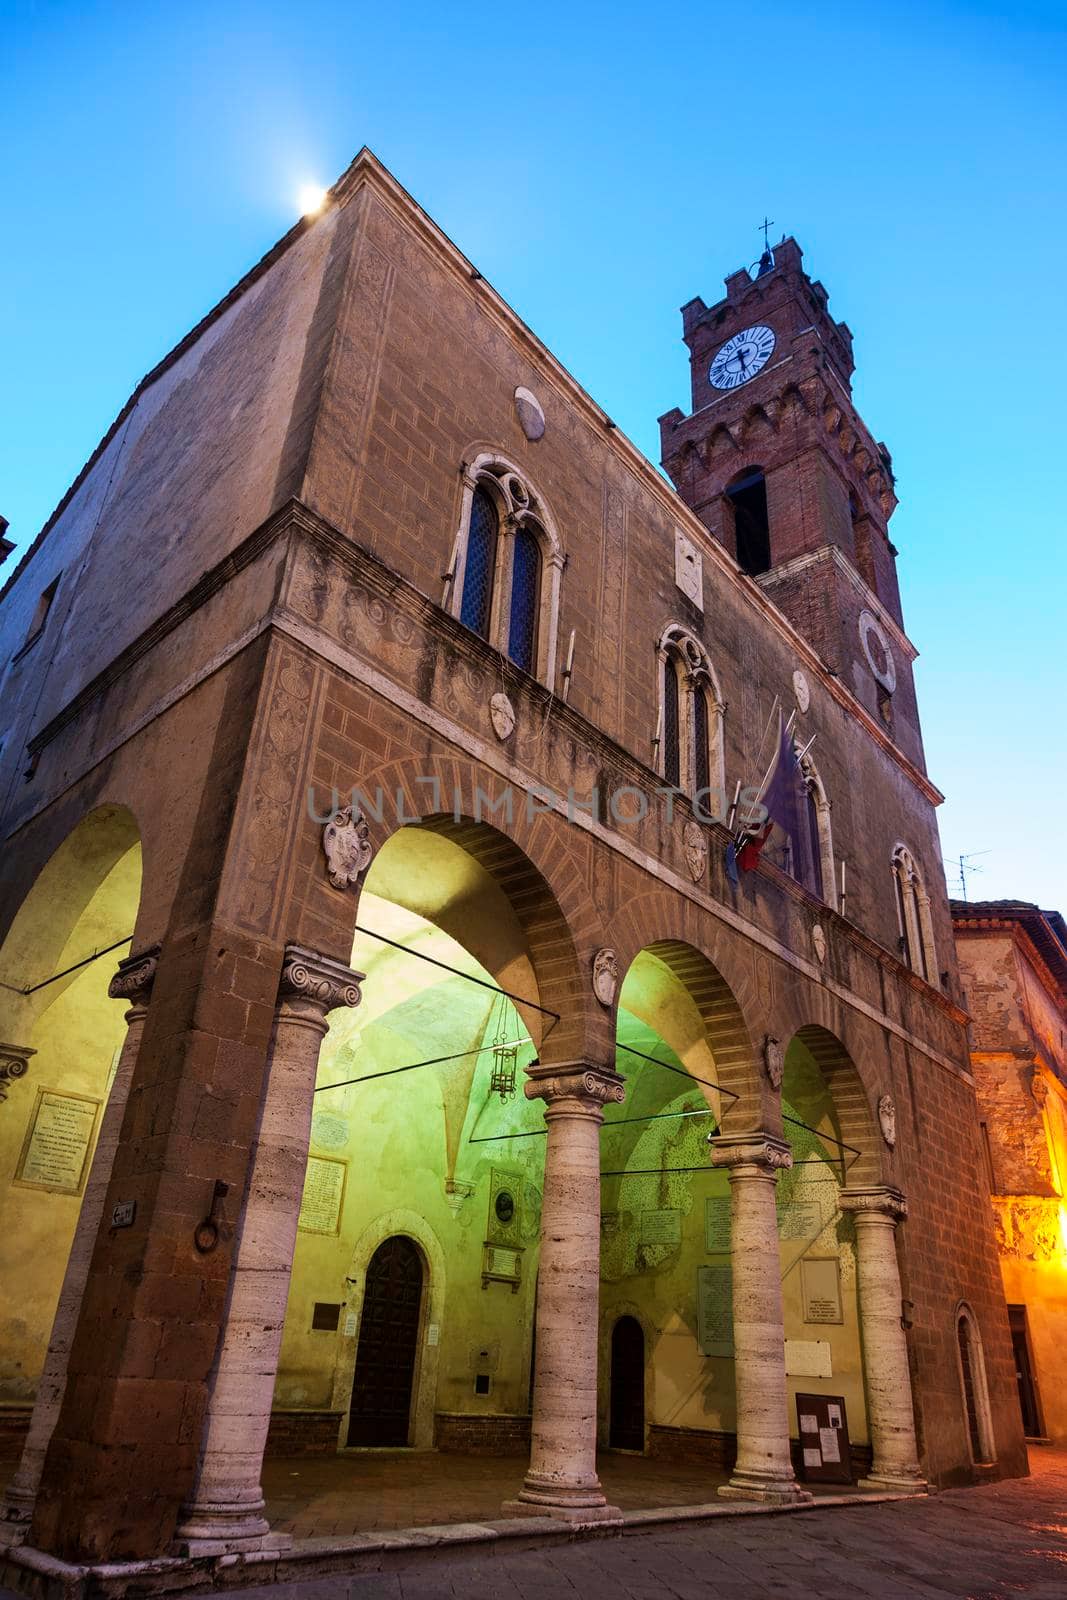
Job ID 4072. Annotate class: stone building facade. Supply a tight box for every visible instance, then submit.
[952,900,1067,1444]
[0,150,1024,1568]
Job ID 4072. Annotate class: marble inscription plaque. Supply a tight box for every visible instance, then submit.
[779,1198,825,1241]
[697,1264,734,1357]
[15,1089,100,1195]
[704,1195,732,1252]
[801,1257,843,1324]
[298,1155,347,1235]
[640,1207,682,1245]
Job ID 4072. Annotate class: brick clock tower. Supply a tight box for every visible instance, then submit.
[659,237,925,771]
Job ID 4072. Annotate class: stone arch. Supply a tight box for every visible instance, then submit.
[0,803,146,1533]
[0,803,142,1027]
[609,898,762,1131]
[328,753,608,1065]
[783,1023,882,1185]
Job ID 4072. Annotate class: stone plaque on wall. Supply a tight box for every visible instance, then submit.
[15,1088,100,1195]
[779,1198,825,1241]
[297,1155,347,1236]
[639,1208,682,1245]
[697,1264,734,1357]
[704,1195,732,1253]
[801,1257,843,1325]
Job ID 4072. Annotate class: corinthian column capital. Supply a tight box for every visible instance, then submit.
[839,1185,908,1224]
[708,1130,793,1175]
[524,1059,625,1113]
[277,945,365,1022]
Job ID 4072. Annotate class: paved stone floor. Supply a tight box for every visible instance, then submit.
[262,1449,739,1537]
[2,1446,1066,1598]
[246,1446,1067,1598]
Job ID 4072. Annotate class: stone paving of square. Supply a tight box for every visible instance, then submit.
[234,1447,1067,1600]
[253,1447,1067,1599]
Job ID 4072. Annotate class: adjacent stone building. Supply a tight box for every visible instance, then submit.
[952,900,1067,1444]
[0,150,1025,1570]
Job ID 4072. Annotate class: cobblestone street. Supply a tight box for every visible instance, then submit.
[234,1449,1067,1599]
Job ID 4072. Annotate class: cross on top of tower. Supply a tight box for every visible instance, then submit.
[755,216,776,277]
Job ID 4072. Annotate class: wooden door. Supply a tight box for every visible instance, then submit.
[1009,1305,1043,1438]
[609,1315,645,1451]
[347,1236,424,1446]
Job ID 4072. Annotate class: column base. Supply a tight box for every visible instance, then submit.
[718,1471,813,1505]
[171,1504,293,1557]
[0,1510,31,1547]
[857,1472,928,1495]
[502,1477,623,1524]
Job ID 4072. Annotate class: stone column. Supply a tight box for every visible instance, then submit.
[172,945,363,1556]
[709,1131,810,1503]
[839,1186,926,1492]
[0,946,159,1544]
[503,1060,625,1523]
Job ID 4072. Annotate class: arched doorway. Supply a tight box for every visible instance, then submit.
[609,1316,645,1450]
[348,1236,424,1446]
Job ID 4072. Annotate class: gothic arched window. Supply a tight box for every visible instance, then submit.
[656,625,725,816]
[892,844,938,986]
[507,524,542,674]
[459,487,499,640]
[450,459,562,687]
[956,1305,996,1464]
[663,657,681,788]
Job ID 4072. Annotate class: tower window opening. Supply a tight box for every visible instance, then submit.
[726,471,770,576]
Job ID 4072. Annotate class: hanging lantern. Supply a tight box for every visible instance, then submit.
[488,990,518,1101]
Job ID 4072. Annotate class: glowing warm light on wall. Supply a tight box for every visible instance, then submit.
[1059,1204,1067,1262]
[299,184,327,217]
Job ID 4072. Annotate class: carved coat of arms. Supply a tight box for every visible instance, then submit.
[592,948,619,1008]
[322,805,374,890]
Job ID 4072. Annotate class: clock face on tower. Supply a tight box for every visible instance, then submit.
[709,324,776,390]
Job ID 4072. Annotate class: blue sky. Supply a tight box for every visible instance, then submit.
[3,0,1065,911]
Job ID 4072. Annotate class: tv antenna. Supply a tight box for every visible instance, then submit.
[947,849,992,902]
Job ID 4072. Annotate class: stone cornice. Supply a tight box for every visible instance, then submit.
[757,545,918,666]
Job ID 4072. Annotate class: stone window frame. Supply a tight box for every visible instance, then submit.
[953,1301,997,1465]
[655,622,726,807]
[891,843,938,988]
[447,453,564,688]
[798,747,837,910]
